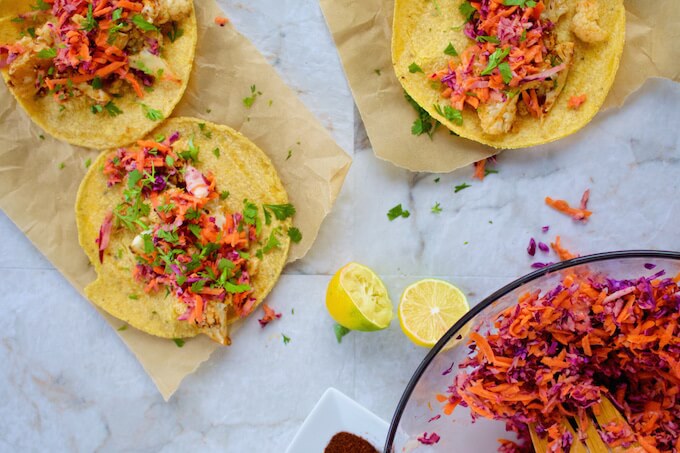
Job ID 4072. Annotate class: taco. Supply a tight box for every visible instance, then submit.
[76,118,293,345]
[0,0,197,149]
[393,0,625,148]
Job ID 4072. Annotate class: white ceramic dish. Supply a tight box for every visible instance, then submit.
[285,387,389,453]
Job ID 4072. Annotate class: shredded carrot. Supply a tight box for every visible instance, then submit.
[440,268,679,452]
[545,192,592,222]
[550,236,577,261]
[214,16,229,26]
[473,159,486,180]
[568,94,587,110]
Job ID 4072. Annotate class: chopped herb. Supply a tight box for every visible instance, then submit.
[476,35,500,44]
[503,0,536,6]
[219,191,230,200]
[142,234,154,253]
[485,168,499,176]
[127,169,143,188]
[91,76,102,90]
[31,0,51,11]
[132,14,158,32]
[498,62,513,84]
[224,282,251,293]
[433,104,463,125]
[27,27,36,38]
[405,91,438,138]
[165,155,174,166]
[38,134,45,140]
[172,338,185,348]
[387,204,410,221]
[287,227,302,243]
[112,8,123,21]
[81,4,97,32]
[334,324,351,343]
[286,149,293,160]
[431,202,443,214]
[36,48,57,59]
[444,42,458,56]
[91,104,103,114]
[167,22,184,42]
[262,228,282,253]
[374,69,381,76]
[408,62,423,73]
[481,47,511,76]
[117,325,128,331]
[141,104,163,121]
[212,147,220,158]
[105,101,122,117]
[128,294,139,300]
[262,203,296,225]
[84,158,92,168]
[520,29,527,42]
[10,17,25,23]
[198,123,212,138]
[459,1,477,21]
[178,137,199,162]
[58,162,65,170]
[434,177,441,183]
[243,84,262,108]
[188,223,202,239]
[454,183,471,193]
[282,334,291,345]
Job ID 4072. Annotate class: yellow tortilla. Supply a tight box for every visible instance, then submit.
[76,118,291,344]
[392,0,625,149]
[0,0,197,149]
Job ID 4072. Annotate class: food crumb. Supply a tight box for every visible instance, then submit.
[214,16,229,27]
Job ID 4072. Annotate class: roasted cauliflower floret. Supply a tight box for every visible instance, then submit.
[478,95,519,136]
[571,0,607,43]
[544,0,570,23]
[142,0,192,25]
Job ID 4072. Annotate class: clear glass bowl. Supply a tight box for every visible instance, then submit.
[384,251,680,453]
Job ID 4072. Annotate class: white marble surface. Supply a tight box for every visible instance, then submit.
[1,0,680,451]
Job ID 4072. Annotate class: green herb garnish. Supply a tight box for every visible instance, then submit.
[408,62,423,73]
[454,183,471,193]
[243,84,262,108]
[481,47,511,76]
[387,204,410,221]
[431,202,443,214]
[132,14,158,32]
[287,227,302,243]
[444,42,458,57]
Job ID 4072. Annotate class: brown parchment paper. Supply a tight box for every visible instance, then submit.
[0,0,351,400]
[319,0,680,173]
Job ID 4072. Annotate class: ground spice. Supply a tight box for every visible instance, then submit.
[324,432,379,453]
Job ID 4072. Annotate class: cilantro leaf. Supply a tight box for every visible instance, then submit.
[481,47,511,76]
[212,147,220,158]
[334,324,351,344]
[117,325,128,331]
[262,203,296,223]
[224,282,252,293]
[36,48,57,59]
[433,104,463,125]
[485,168,499,176]
[282,334,291,345]
[219,190,230,200]
[405,91,438,139]
[31,0,51,11]
[243,84,261,108]
[476,35,500,44]
[262,228,282,253]
[459,1,477,21]
[431,202,443,214]
[127,169,143,188]
[503,0,536,7]
[81,4,97,32]
[167,23,183,42]
[498,62,513,84]
[132,14,158,32]
[444,42,458,57]
[141,104,163,121]
[408,62,423,73]
[105,101,122,117]
[454,183,471,193]
[172,338,185,347]
[387,204,410,221]
[198,123,212,138]
[287,227,302,243]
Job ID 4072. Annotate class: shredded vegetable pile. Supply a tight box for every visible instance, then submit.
[99,132,266,326]
[0,0,186,104]
[429,0,576,135]
[440,268,680,452]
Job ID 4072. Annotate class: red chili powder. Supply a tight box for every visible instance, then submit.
[324,432,379,453]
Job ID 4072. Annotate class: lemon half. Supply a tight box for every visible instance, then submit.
[326,263,393,331]
[398,279,469,347]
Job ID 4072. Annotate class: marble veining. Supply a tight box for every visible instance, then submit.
[1,0,680,451]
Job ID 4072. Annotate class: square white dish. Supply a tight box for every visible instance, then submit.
[285,387,389,453]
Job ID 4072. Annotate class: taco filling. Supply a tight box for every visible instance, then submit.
[429,0,608,136]
[91,128,294,344]
[0,0,191,112]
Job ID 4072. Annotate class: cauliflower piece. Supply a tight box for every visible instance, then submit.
[571,0,607,43]
[142,0,192,25]
[544,0,570,23]
[76,83,111,104]
[477,95,519,136]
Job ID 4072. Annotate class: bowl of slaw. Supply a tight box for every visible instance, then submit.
[385,251,680,453]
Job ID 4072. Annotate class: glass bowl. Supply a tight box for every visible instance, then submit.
[384,251,680,453]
